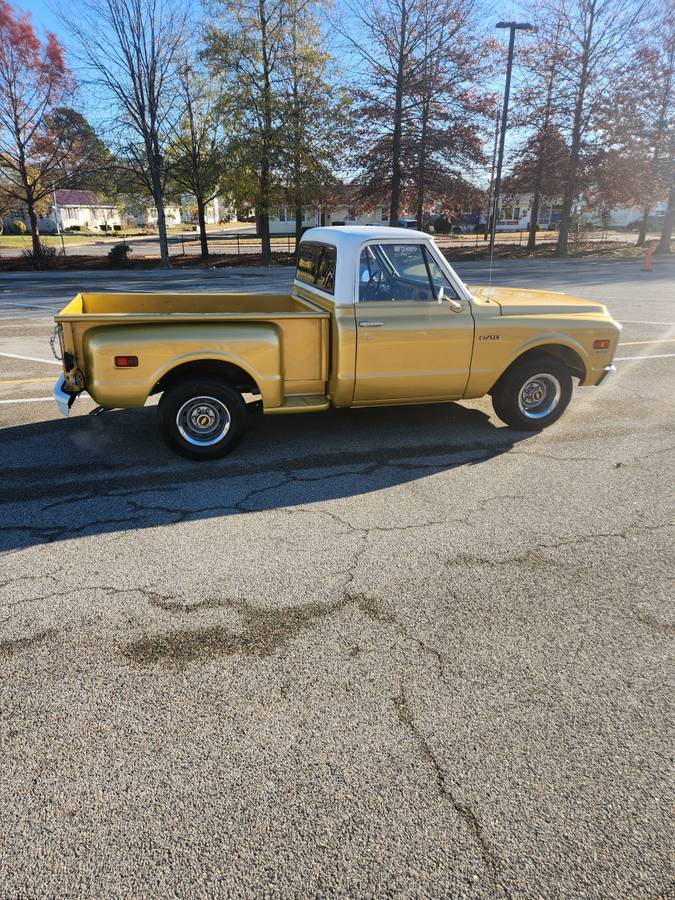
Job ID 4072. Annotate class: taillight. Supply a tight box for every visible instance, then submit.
[114,355,138,367]
[593,339,610,350]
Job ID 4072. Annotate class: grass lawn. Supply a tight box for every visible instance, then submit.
[166,221,250,234]
[0,234,96,248]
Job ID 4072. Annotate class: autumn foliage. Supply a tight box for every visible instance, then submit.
[0,0,78,256]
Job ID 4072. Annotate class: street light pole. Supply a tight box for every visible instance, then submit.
[488,21,534,256]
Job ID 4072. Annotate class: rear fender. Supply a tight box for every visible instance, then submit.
[83,322,282,408]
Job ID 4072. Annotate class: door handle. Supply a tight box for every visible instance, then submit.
[359,320,384,327]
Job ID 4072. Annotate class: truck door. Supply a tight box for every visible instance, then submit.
[353,242,474,403]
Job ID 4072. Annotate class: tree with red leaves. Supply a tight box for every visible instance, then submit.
[0,0,78,258]
[342,0,492,226]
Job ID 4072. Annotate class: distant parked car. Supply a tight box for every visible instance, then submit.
[398,217,419,229]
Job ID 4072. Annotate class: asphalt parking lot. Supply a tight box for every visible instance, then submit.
[0,257,673,897]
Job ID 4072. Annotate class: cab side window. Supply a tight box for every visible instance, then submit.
[358,243,458,302]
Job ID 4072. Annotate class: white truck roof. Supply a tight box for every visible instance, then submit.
[300,225,431,249]
[296,224,469,306]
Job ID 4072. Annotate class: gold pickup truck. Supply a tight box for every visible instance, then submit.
[52,226,620,460]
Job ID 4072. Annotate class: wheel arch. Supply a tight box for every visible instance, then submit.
[488,342,587,394]
[151,358,262,398]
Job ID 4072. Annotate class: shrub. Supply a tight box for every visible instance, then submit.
[12,219,26,235]
[113,224,122,231]
[108,242,133,267]
[21,243,62,269]
[433,216,452,234]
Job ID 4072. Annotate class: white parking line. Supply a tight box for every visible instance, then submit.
[618,339,675,346]
[619,320,675,326]
[0,352,61,366]
[616,353,675,361]
[0,302,62,310]
[0,396,54,404]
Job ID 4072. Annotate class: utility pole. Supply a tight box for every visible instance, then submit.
[483,108,500,240]
[488,21,534,255]
[52,188,66,254]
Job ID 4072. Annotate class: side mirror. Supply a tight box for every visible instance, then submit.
[437,286,463,312]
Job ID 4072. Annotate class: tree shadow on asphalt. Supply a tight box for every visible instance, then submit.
[0,402,534,552]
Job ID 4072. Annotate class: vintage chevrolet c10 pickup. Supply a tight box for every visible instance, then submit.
[52,225,620,459]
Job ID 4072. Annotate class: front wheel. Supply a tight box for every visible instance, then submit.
[158,379,246,459]
[491,356,572,430]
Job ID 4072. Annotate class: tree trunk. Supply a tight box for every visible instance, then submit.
[527,191,541,251]
[636,202,650,247]
[555,11,593,259]
[197,199,209,258]
[655,181,674,255]
[258,202,271,265]
[156,200,170,266]
[27,202,41,260]
[415,99,429,228]
[295,207,303,245]
[389,0,407,227]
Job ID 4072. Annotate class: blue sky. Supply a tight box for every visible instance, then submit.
[16,0,527,188]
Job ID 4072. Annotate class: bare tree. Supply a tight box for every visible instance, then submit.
[407,0,494,227]
[545,0,645,257]
[62,0,188,266]
[340,0,430,225]
[510,12,569,250]
[168,63,227,259]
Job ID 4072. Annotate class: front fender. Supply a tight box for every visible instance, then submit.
[464,325,595,399]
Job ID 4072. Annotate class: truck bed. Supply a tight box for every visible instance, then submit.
[55,292,331,411]
[56,291,323,320]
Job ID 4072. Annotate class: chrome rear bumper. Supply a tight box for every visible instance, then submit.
[595,364,616,386]
[53,376,74,416]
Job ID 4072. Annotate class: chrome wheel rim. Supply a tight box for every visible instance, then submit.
[176,396,231,446]
[517,373,561,420]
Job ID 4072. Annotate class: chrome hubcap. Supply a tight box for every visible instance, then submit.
[517,373,561,420]
[176,396,231,446]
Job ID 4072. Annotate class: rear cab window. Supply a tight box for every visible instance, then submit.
[296,242,337,295]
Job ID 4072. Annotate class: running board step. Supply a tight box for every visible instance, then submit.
[265,395,329,415]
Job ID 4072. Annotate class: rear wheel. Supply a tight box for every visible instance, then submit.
[158,379,246,459]
[491,355,572,430]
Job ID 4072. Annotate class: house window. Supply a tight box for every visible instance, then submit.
[381,207,388,221]
[278,207,287,223]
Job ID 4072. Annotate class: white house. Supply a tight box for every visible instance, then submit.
[125,203,182,228]
[268,203,392,233]
[492,193,563,231]
[3,190,121,234]
[583,200,667,228]
[180,194,236,225]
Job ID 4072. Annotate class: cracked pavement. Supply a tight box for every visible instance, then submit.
[0,259,673,897]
